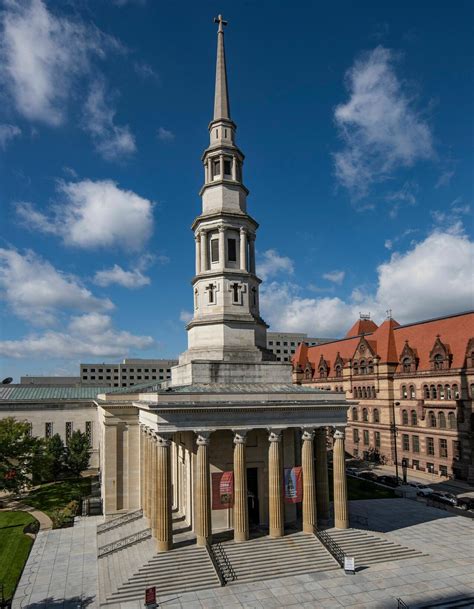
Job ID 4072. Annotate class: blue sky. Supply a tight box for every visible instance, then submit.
[0,0,473,381]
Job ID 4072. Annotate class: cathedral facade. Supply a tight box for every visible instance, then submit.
[95,16,351,551]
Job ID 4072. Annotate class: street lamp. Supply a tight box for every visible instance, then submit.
[391,401,400,484]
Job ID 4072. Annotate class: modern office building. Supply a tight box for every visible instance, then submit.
[80,358,178,387]
[266,332,334,362]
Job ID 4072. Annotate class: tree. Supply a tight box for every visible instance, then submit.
[65,430,91,476]
[0,417,44,494]
[45,434,66,481]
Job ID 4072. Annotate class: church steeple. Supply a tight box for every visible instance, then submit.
[171,14,276,382]
[213,14,230,121]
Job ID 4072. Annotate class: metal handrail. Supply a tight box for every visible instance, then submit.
[97,528,151,557]
[97,509,143,534]
[315,528,345,567]
[206,541,236,585]
[397,599,409,609]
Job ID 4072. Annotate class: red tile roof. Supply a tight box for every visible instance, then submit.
[293,311,474,374]
[345,318,379,338]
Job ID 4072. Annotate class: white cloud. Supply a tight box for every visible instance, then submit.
[384,239,393,250]
[1,0,116,125]
[262,229,473,337]
[179,310,193,323]
[0,123,21,148]
[83,79,136,160]
[333,46,433,198]
[322,270,345,285]
[0,312,154,359]
[385,181,418,218]
[0,248,113,325]
[134,61,159,80]
[157,127,175,141]
[16,179,154,251]
[435,169,455,189]
[257,249,294,281]
[93,264,150,289]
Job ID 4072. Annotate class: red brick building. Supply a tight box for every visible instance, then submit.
[292,311,474,482]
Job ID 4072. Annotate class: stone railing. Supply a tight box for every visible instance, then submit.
[97,509,143,534]
[98,528,151,558]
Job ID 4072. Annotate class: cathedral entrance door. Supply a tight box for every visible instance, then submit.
[247,467,259,525]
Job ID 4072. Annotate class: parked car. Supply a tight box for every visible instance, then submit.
[358,471,379,482]
[346,467,359,477]
[378,475,402,487]
[408,482,434,496]
[429,492,457,506]
[456,496,474,511]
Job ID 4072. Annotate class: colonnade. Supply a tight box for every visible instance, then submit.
[194,227,256,274]
[140,426,349,552]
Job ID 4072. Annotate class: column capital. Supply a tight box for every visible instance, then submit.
[233,430,248,444]
[239,227,247,234]
[195,430,213,445]
[268,428,284,442]
[155,432,173,447]
[301,428,315,442]
[334,429,345,440]
[218,225,226,233]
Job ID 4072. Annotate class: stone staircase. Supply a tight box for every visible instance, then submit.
[221,531,339,584]
[326,527,425,567]
[102,544,220,605]
[98,511,221,605]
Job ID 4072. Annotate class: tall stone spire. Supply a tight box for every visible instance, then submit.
[213,14,230,120]
[171,14,281,387]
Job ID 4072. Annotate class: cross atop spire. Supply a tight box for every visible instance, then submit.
[214,14,227,33]
[213,14,231,120]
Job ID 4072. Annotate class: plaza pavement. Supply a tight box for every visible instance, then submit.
[13,499,474,609]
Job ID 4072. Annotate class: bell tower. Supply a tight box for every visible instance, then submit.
[171,16,287,387]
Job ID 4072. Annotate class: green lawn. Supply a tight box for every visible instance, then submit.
[328,471,396,501]
[0,511,37,600]
[25,477,92,520]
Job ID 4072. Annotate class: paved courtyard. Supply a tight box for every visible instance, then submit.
[13,499,474,609]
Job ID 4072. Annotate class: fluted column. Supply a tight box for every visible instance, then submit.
[249,235,256,274]
[150,434,157,535]
[201,230,208,271]
[233,430,249,542]
[239,228,247,271]
[315,427,330,523]
[195,431,212,546]
[302,428,317,534]
[333,429,349,529]
[268,429,284,538]
[145,430,152,518]
[155,433,173,552]
[140,425,145,510]
[218,226,226,269]
[195,233,201,275]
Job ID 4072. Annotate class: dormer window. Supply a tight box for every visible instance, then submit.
[335,365,342,378]
[433,354,444,370]
[402,357,412,373]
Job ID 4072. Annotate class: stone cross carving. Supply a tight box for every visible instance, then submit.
[214,14,228,32]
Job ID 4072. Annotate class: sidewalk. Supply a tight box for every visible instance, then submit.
[0,499,53,531]
[370,463,474,495]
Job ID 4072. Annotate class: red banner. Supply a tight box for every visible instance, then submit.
[284,466,303,503]
[212,471,234,509]
[145,586,156,605]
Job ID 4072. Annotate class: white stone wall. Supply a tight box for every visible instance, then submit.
[0,402,100,468]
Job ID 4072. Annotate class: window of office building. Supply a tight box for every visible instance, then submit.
[402,434,409,451]
[426,437,435,456]
[363,430,369,445]
[66,422,73,444]
[439,438,448,458]
[374,431,380,448]
[412,435,420,453]
[85,421,93,447]
[45,422,53,438]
